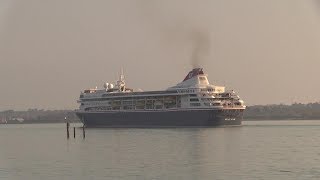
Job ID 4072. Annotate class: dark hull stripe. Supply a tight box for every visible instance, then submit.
[76,109,244,128]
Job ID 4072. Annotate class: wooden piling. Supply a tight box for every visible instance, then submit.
[82,125,86,139]
[66,122,70,139]
[73,127,76,138]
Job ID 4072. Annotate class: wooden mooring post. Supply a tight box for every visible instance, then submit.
[82,124,86,139]
[66,117,85,140]
[66,122,70,139]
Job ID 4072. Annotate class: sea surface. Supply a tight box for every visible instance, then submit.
[1,120,320,180]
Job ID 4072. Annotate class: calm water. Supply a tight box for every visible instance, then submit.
[1,120,320,180]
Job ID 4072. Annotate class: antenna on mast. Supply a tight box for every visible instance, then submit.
[120,67,125,82]
[117,67,126,92]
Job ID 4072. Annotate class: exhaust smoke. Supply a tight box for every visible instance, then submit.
[190,31,211,69]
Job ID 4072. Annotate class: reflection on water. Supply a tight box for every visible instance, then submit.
[1,121,320,180]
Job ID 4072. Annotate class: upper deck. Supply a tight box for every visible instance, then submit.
[80,68,226,99]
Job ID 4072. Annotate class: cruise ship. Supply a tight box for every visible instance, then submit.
[75,68,246,127]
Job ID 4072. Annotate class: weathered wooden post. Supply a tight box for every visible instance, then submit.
[82,124,86,139]
[65,117,70,139]
[73,127,76,138]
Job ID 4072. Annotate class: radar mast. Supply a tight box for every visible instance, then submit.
[117,68,125,92]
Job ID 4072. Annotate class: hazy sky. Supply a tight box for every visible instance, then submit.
[1,0,320,110]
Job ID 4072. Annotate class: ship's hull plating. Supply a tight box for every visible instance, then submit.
[76,108,244,127]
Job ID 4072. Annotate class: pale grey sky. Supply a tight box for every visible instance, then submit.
[0,0,320,110]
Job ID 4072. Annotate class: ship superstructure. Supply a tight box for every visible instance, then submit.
[76,68,246,127]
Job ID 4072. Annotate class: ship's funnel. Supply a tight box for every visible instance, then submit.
[183,68,204,82]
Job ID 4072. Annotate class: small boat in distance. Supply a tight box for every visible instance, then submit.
[75,68,246,127]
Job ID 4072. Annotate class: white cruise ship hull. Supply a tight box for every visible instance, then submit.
[76,108,244,128]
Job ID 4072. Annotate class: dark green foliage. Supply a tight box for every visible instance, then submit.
[0,109,80,124]
[244,103,320,120]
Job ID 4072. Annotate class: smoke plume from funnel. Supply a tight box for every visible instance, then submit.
[190,31,211,69]
[315,0,320,8]
[312,0,320,16]
[136,1,213,70]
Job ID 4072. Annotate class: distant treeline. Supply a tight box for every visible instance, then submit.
[1,103,320,124]
[0,109,79,124]
[244,103,320,120]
